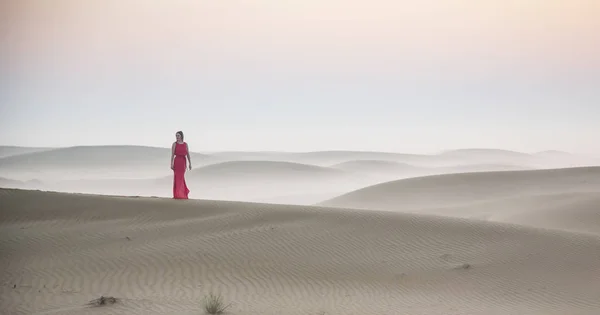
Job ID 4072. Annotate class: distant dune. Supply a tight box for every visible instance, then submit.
[319,166,600,211]
[203,151,296,161]
[188,160,343,178]
[534,150,573,158]
[292,150,431,165]
[44,160,363,204]
[330,160,534,181]
[202,150,433,167]
[168,160,362,203]
[437,163,535,173]
[2,146,598,205]
[0,176,42,190]
[1,189,599,315]
[0,176,21,187]
[532,150,600,167]
[1,146,596,180]
[0,145,213,180]
[0,146,54,158]
[331,159,425,173]
[439,148,532,159]
[0,145,210,169]
[435,148,599,169]
[205,148,598,169]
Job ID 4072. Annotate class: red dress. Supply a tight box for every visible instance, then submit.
[173,142,190,199]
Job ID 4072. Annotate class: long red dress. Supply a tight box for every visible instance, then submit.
[172,142,190,199]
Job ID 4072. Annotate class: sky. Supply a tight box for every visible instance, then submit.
[1,0,599,155]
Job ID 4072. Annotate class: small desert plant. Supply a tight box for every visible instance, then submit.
[203,292,231,314]
[454,263,471,270]
[87,295,118,307]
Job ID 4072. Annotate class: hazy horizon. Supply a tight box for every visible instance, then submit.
[1,144,598,158]
[1,0,599,155]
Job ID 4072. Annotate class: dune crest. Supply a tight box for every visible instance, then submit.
[319,166,600,210]
[189,160,344,176]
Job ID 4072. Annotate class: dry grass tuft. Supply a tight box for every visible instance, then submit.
[455,263,472,270]
[87,295,118,307]
[203,292,232,314]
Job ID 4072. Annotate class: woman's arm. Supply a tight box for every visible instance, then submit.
[186,143,192,170]
[170,142,175,170]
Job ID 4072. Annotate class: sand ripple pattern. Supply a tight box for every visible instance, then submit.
[1,189,600,315]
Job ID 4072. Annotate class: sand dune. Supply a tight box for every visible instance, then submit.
[2,146,595,182]
[0,145,213,180]
[203,151,296,161]
[292,150,432,165]
[319,166,600,211]
[439,148,532,159]
[331,160,425,173]
[0,176,22,187]
[332,160,534,178]
[532,151,600,168]
[319,166,600,235]
[161,161,363,203]
[0,146,54,158]
[205,148,598,169]
[0,177,42,190]
[188,160,344,177]
[200,150,432,167]
[438,163,535,173]
[485,192,600,234]
[2,147,597,207]
[387,192,600,235]
[1,188,600,315]
[42,161,365,204]
[436,148,599,169]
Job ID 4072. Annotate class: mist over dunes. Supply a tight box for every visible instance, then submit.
[331,159,535,182]
[0,145,598,204]
[46,160,362,204]
[188,160,344,177]
[331,159,424,173]
[0,145,213,180]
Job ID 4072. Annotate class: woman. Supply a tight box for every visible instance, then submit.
[171,131,191,199]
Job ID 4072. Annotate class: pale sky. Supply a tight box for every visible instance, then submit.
[1,0,599,155]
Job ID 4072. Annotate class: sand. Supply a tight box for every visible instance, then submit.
[2,188,600,315]
[319,166,600,210]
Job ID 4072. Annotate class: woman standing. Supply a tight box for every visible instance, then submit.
[171,131,191,199]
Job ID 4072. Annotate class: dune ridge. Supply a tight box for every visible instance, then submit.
[2,146,596,172]
[187,160,344,177]
[319,166,600,210]
[2,189,600,314]
[0,146,54,158]
[26,160,362,204]
[0,145,213,181]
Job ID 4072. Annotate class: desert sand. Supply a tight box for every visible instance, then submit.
[2,188,600,315]
[2,147,600,314]
[319,167,600,234]
[320,166,600,209]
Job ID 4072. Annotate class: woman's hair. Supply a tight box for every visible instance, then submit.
[176,131,184,141]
